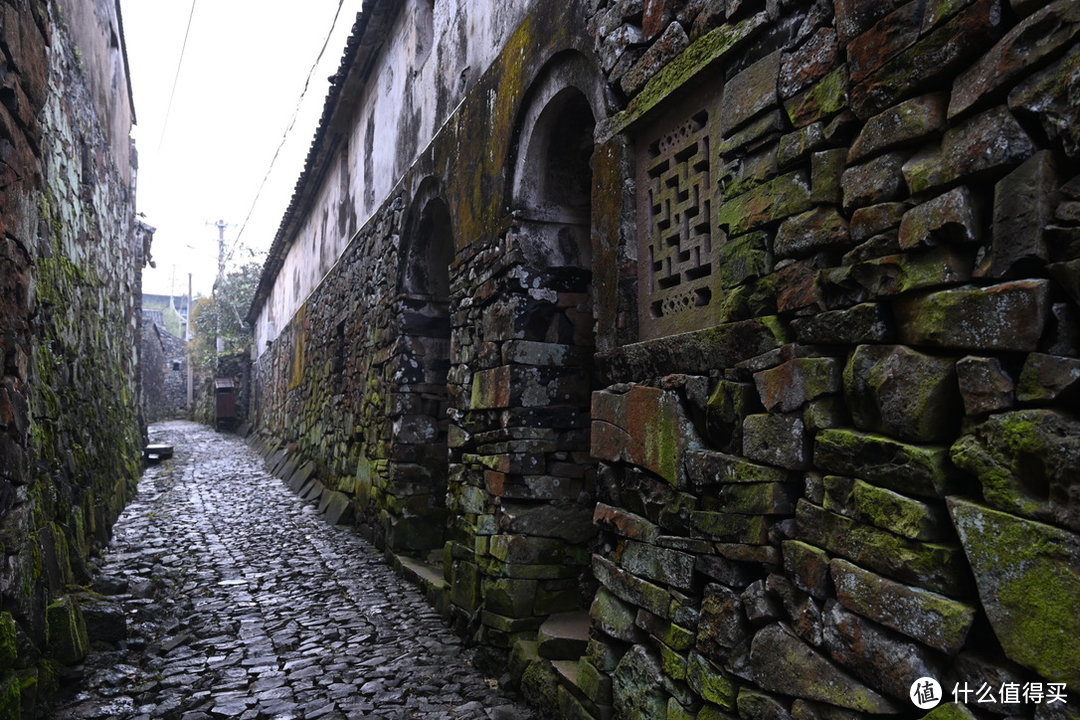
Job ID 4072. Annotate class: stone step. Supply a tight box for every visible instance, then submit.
[537,611,590,660]
[395,554,447,592]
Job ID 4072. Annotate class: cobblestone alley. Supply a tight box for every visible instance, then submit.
[49,422,537,720]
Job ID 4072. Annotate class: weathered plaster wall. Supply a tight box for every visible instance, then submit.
[252,0,540,353]
[249,0,1079,718]
[0,0,142,714]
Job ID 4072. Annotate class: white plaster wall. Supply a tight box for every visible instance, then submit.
[254,0,536,356]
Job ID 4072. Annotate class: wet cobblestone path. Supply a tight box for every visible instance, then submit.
[51,421,537,720]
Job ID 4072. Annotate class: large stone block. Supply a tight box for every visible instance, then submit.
[704,482,800,516]
[950,409,1080,532]
[849,93,946,163]
[841,152,907,211]
[687,651,738,709]
[898,186,981,250]
[685,449,789,487]
[718,232,771,290]
[45,595,87,665]
[843,344,960,443]
[824,476,950,542]
[919,106,1036,192]
[1008,42,1080,159]
[780,27,840,99]
[834,0,905,44]
[621,21,690,97]
[978,151,1058,278]
[831,559,975,654]
[1016,353,1080,403]
[955,355,1014,415]
[850,0,1005,118]
[591,385,692,487]
[593,502,661,543]
[498,495,595,541]
[795,500,969,596]
[948,498,1080,688]
[850,246,973,299]
[613,645,669,720]
[598,317,788,388]
[720,51,782,135]
[791,304,891,345]
[592,554,671,617]
[949,0,1080,118]
[775,208,851,259]
[691,511,771,544]
[814,428,954,497]
[783,65,849,128]
[821,601,946,701]
[620,541,696,592]
[894,280,1050,351]
[743,414,810,470]
[748,624,899,713]
[716,172,813,236]
[754,358,841,414]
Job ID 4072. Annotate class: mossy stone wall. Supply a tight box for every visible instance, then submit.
[0,1,143,715]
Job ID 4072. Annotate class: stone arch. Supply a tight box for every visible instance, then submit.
[385,177,453,552]
[510,51,605,270]
[452,51,606,636]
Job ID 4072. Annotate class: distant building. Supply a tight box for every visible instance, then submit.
[141,311,189,421]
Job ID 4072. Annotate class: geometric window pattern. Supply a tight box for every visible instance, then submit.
[636,105,724,340]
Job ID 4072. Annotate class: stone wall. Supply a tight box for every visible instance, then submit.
[249,0,1078,718]
[0,0,143,715]
[141,322,188,423]
[575,0,1079,718]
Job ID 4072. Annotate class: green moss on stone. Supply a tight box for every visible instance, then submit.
[687,652,737,709]
[949,498,1080,687]
[45,596,87,666]
[610,13,768,135]
[0,615,17,672]
[785,65,849,127]
[0,674,20,720]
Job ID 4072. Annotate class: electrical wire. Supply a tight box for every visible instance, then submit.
[222,0,349,268]
[157,0,199,152]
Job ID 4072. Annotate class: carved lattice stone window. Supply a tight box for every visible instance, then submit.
[635,82,726,340]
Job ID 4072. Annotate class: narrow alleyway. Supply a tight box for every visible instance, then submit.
[51,421,537,720]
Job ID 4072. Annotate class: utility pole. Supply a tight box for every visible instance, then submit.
[213,218,227,284]
[209,219,228,354]
[186,272,194,411]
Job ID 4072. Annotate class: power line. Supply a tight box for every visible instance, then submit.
[157,0,199,152]
[223,0,349,268]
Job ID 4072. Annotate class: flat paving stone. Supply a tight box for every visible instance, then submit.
[49,421,537,720]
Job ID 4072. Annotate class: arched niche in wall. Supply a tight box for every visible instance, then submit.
[510,51,604,276]
[481,51,604,602]
[388,178,453,551]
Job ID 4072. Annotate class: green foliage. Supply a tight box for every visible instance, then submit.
[161,305,184,338]
[189,262,260,370]
[188,263,260,424]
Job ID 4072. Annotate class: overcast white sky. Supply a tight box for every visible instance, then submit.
[120,0,363,298]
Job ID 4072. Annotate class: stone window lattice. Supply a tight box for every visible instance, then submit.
[636,88,724,340]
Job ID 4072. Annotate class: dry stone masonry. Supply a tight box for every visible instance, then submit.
[0,0,144,716]
[244,0,1079,718]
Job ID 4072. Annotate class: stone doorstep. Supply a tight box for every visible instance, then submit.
[393,553,447,592]
[390,552,452,618]
[538,611,591,660]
